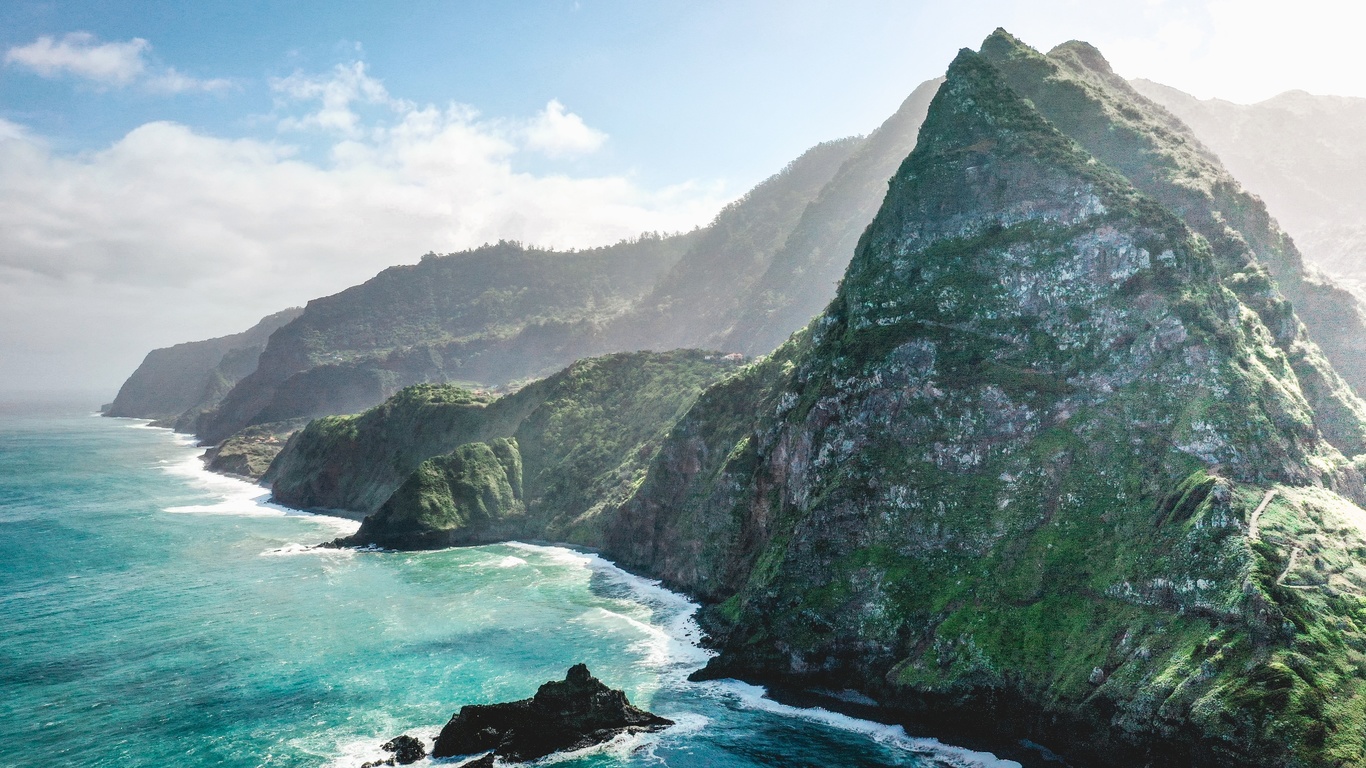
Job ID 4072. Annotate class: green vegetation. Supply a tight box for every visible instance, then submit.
[169,27,1366,768]
[271,350,739,546]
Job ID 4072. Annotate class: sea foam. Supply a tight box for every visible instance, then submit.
[507,542,1021,768]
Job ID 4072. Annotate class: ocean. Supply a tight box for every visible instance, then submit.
[0,401,1020,768]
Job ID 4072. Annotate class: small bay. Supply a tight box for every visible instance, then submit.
[0,402,1016,768]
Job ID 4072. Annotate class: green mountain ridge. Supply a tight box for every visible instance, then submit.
[109,79,938,460]
[1130,79,1366,299]
[279,33,1366,766]
[193,235,694,444]
[267,350,737,541]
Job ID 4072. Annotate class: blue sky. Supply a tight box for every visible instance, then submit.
[1,0,1364,392]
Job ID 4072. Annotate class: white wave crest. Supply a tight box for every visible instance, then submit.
[697,678,1022,768]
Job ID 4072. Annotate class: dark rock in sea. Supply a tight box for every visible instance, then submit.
[456,755,495,768]
[432,664,672,762]
[359,733,427,767]
[381,734,427,764]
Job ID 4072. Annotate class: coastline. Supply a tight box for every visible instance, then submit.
[112,413,1028,768]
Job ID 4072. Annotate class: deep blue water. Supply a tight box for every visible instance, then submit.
[0,403,1019,768]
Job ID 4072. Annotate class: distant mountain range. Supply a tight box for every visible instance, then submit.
[108,70,1366,464]
[107,78,939,448]
[1133,80,1366,299]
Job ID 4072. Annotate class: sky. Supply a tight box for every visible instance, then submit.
[2,0,1365,395]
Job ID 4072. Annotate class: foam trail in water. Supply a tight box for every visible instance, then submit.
[507,542,1020,768]
[123,419,360,536]
[696,678,1022,768]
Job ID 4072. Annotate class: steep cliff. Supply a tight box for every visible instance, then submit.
[104,308,301,423]
[974,32,1366,451]
[1130,79,1366,299]
[606,43,1366,767]
[336,36,1366,767]
[270,350,736,527]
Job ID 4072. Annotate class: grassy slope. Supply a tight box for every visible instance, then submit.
[268,350,737,545]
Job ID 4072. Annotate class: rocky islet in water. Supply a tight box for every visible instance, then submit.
[433,664,673,762]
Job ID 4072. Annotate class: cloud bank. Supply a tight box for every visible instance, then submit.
[0,60,724,392]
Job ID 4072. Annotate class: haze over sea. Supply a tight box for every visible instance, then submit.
[0,401,1018,768]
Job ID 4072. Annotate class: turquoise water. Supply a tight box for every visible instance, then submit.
[0,403,1019,768]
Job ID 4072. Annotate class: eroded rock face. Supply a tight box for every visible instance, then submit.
[431,664,672,762]
[607,38,1366,768]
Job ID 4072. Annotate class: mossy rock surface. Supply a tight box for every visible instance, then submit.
[607,39,1366,768]
[271,29,1366,768]
[285,350,738,547]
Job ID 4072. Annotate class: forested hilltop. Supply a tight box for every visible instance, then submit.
[269,31,1366,767]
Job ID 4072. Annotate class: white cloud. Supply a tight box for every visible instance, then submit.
[144,67,233,94]
[0,67,726,392]
[4,32,231,93]
[271,61,400,136]
[5,32,148,84]
[523,99,608,156]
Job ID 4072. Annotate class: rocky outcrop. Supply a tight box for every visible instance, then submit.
[202,419,309,481]
[431,664,672,762]
[359,734,427,767]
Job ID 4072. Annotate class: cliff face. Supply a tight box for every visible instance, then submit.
[335,36,1366,766]
[104,308,301,423]
[972,33,1366,452]
[605,43,1366,767]
[269,350,737,531]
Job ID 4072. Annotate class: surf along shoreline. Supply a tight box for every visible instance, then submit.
[122,414,1036,768]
